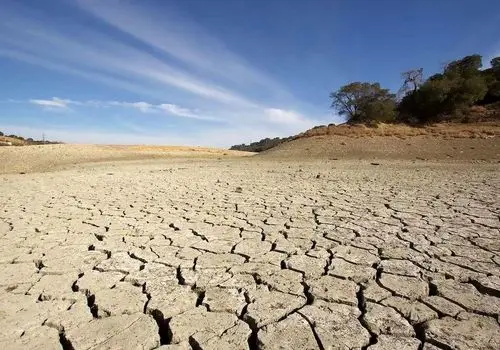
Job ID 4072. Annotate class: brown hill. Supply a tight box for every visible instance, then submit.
[260,122,500,161]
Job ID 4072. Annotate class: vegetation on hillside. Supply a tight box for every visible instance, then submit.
[230,136,293,152]
[231,54,500,152]
[332,54,500,125]
[0,131,62,146]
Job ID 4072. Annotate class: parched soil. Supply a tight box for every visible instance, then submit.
[0,144,499,349]
[0,144,254,174]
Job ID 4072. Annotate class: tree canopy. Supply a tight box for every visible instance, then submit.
[330,82,396,123]
[330,54,500,124]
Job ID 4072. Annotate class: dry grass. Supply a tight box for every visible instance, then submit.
[0,136,28,146]
[299,122,500,140]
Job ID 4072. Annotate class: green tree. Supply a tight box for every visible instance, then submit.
[330,82,396,123]
[444,54,482,78]
[0,131,3,136]
[480,57,500,103]
[491,57,500,70]
[398,54,488,122]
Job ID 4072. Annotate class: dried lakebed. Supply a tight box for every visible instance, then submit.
[0,159,499,349]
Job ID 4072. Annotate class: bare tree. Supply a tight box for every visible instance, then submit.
[398,68,424,99]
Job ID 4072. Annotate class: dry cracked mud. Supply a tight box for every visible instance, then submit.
[0,158,499,349]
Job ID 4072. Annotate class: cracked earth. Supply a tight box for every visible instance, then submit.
[1,159,499,349]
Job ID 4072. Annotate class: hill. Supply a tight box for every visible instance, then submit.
[0,132,62,146]
[259,121,500,160]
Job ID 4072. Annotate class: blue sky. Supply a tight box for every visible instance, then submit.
[1,0,499,146]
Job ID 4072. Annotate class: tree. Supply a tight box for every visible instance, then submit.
[398,68,424,99]
[0,131,3,136]
[491,57,500,70]
[330,82,396,123]
[480,56,500,104]
[444,54,482,78]
[399,54,488,122]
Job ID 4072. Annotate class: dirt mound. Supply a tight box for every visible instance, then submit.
[261,123,500,161]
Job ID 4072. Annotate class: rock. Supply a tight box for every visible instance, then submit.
[0,326,62,350]
[309,275,359,305]
[421,296,465,317]
[65,313,160,349]
[76,270,125,295]
[124,262,177,286]
[196,253,246,270]
[244,287,307,328]
[379,259,420,277]
[233,239,272,258]
[256,269,304,296]
[333,246,380,266]
[169,308,250,347]
[45,298,94,332]
[285,254,327,278]
[363,302,415,337]
[368,335,421,350]
[433,280,500,316]
[471,275,500,297]
[381,297,438,324]
[257,313,319,349]
[93,281,146,316]
[363,281,392,302]
[299,300,371,349]
[145,282,198,320]
[203,287,247,315]
[0,263,38,288]
[329,258,376,283]
[42,251,107,274]
[0,297,73,339]
[95,252,143,274]
[424,312,500,350]
[27,273,79,301]
[379,274,428,300]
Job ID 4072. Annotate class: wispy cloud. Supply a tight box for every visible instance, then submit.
[108,101,155,113]
[75,0,290,97]
[30,97,71,109]
[0,6,257,108]
[1,123,295,148]
[24,97,221,121]
[0,0,326,144]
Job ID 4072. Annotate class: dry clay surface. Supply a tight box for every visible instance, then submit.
[1,158,499,349]
[0,144,253,174]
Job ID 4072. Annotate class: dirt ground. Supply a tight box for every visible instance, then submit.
[0,143,499,349]
[0,144,254,174]
[264,134,499,161]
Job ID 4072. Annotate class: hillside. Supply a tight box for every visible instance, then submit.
[0,132,61,146]
[259,122,500,160]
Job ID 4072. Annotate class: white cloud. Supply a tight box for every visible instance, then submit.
[158,104,220,121]
[25,98,220,121]
[0,1,327,145]
[109,101,155,113]
[0,8,258,108]
[29,97,72,110]
[75,0,290,97]
[1,123,292,148]
[264,108,318,131]
[265,108,303,124]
